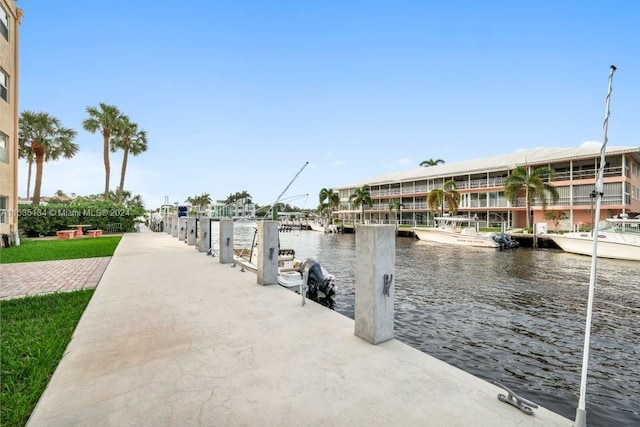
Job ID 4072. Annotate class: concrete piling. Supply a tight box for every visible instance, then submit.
[178,217,187,242]
[257,220,278,285]
[219,219,234,264]
[187,217,197,246]
[171,216,178,238]
[197,218,211,253]
[354,225,395,345]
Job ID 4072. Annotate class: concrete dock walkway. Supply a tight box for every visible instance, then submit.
[27,233,572,426]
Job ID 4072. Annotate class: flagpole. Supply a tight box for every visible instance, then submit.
[574,65,616,427]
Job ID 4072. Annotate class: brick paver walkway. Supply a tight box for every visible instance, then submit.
[0,257,111,300]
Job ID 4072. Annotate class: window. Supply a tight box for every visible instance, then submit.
[632,161,639,178]
[0,69,7,102]
[0,5,8,41]
[0,132,7,162]
[0,196,7,224]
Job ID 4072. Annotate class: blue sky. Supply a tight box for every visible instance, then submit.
[17,0,640,209]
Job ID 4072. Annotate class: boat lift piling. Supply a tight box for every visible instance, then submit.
[197,218,211,253]
[354,224,396,345]
[178,217,187,242]
[166,215,173,235]
[171,215,179,238]
[219,219,234,264]
[256,220,279,286]
[187,217,197,246]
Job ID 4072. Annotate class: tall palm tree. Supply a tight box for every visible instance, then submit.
[420,158,445,167]
[238,190,252,216]
[319,188,339,222]
[111,116,148,205]
[349,184,372,224]
[327,191,339,223]
[387,199,404,224]
[17,129,34,200]
[189,192,212,213]
[82,103,124,200]
[19,111,78,205]
[503,166,559,229]
[427,180,460,217]
[319,188,332,205]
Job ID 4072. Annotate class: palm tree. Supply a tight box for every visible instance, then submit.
[238,190,252,216]
[387,199,404,225]
[82,103,124,200]
[427,180,460,217]
[319,188,339,223]
[420,158,445,167]
[111,116,148,205]
[17,129,34,200]
[189,192,212,214]
[19,111,78,205]
[503,166,559,229]
[349,184,372,224]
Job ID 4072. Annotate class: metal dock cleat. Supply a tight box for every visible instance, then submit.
[494,381,539,416]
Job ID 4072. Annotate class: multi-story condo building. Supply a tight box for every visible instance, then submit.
[0,0,22,245]
[334,145,640,230]
[207,200,257,219]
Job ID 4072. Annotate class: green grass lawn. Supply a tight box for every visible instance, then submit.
[0,290,95,427]
[0,236,121,264]
[0,236,121,425]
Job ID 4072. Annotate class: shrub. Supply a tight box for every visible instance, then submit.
[18,201,144,237]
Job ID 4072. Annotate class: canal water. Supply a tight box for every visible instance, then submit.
[227,223,640,426]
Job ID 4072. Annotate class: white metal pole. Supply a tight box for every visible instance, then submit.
[574,65,616,427]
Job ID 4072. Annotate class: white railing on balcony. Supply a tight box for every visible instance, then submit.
[553,166,622,181]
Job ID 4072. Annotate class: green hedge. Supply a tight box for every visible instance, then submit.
[17,201,144,237]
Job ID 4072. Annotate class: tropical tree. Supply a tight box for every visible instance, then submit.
[544,210,567,232]
[111,116,148,205]
[319,188,339,222]
[387,199,404,224]
[427,180,460,217]
[17,135,34,200]
[349,184,372,224]
[420,158,445,167]
[237,190,252,216]
[82,103,124,200]
[317,202,329,218]
[503,166,559,229]
[18,111,78,205]
[192,193,212,210]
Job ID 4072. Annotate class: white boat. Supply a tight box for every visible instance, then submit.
[411,217,519,249]
[234,233,336,299]
[308,222,325,232]
[544,215,640,261]
[308,221,339,233]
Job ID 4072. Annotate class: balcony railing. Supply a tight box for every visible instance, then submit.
[552,166,623,181]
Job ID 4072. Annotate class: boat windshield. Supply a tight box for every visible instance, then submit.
[602,219,640,235]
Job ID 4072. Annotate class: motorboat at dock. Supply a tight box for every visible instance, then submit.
[543,215,640,261]
[411,216,519,249]
[233,229,337,299]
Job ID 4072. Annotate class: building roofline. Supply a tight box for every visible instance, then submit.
[336,145,640,189]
